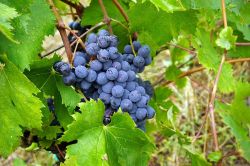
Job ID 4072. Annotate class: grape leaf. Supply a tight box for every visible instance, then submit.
[0,0,55,71]
[215,27,237,50]
[147,0,185,13]
[61,100,155,166]
[195,29,236,93]
[0,56,43,156]
[128,2,197,55]
[81,0,128,26]
[0,2,19,43]
[184,146,211,166]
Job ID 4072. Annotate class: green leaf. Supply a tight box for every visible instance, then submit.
[217,82,250,162]
[207,151,222,162]
[0,56,43,156]
[215,27,237,50]
[148,0,185,13]
[0,2,19,43]
[81,0,128,26]
[165,65,181,81]
[195,29,236,93]
[61,100,155,166]
[13,158,27,166]
[184,146,211,166]
[55,75,81,113]
[128,2,197,53]
[0,0,55,71]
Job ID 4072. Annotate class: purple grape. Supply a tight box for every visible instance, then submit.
[90,60,103,71]
[117,70,128,83]
[115,81,127,88]
[96,72,108,85]
[97,49,110,62]
[80,80,91,90]
[138,45,150,58]
[86,43,100,55]
[121,99,133,112]
[97,36,110,48]
[110,35,118,47]
[136,86,146,95]
[75,65,88,78]
[124,45,133,54]
[121,61,130,71]
[126,81,137,91]
[110,97,121,109]
[63,72,76,85]
[129,90,142,102]
[130,113,138,122]
[125,54,134,63]
[98,29,109,36]
[103,60,112,70]
[53,61,64,72]
[108,47,119,59]
[112,85,124,98]
[85,69,97,82]
[130,65,139,73]
[106,67,118,80]
[99,92,111,104]
[102,81,114,93]
[144,56,152,66]
[146,106,155,119]
[59,63,71,76]
[127,70,136,81]
[136,108,147,120]
[136,96,148,108]
[122,89,130,99]
[112,62,122,70]
[87,33,97,43]
[138,66,145,73]
[132,41,141,51]
[133,56,145,68]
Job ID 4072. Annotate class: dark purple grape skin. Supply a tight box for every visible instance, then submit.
[59,63,71,76]
[97,49,110,62]
[124,45,133,54]
[127,70,136,81]
[103,60,112,71]
[98,29,110,36]
[129,90,142,102]
[109,35,119,47]
[87,33,97,43]
[80,80,92,90]
[106,67,119,80]
[110,97,121,109]
[111,85,124,98]
[112,61,122,70]
[132,41,141,51]
[136,96,148,108]
[85,69,97,82]
[90,60,103,71]
[86,43,100,56]
[146,106,155,119]
[96,72,108,85]
[126,81,137,91]
[136,108,147,120]
[138,45,150,58]
[117,70,128,83]
[102,81,114,94]
[133,56,145,68]
[63,72,76,85]
[99,92,111,104]
[121,61,130,71]
[97,36,110,48]
[121,99,133,112]
[75,65,88,78]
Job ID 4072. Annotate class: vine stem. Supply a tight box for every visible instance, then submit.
[235,42,250,46]
[47,0,73,64]
[112,0,129,23]
[98,0,113,34]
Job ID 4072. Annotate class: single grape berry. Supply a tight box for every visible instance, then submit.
[96,72,108,85]
[85,69,97,82]
[129,90,142,102]
[112,61,122,70]
[115,81,127,88]
[87,33,97,43]
[63,72,76,85]
[53,61,64,72]
[121,61,130,71]
[59,63,71,76]
[97,36,110,48]
[133,56,145,68]
[110,97,121,109]
[98,29,109,36]
[136,86,146,95]
[124,45,133,54]
[106,67,119,80]
[132,41,141,51]
[108,47,119,59]
[86,43,100,56]
[97,49,110,62]
[90,60,103,71]
[120,99,133,112]
[99,92,111,104]
[144,56,152,66]
[102,81,114,93]
[136,108,147,120]
[117,70,128,83]
[103,60,112,71]
[136,96,148,108]
[126,81,137,91]
[125,54,134,63]
[122,89,130,99]
[112,85,124,98]
[80,80,91,90]
[130,65,139,73]
[109,35,118,47]
[127,70,136,81]
[75,65,88,78]
[138,45,150,58]
[146,106,155,119]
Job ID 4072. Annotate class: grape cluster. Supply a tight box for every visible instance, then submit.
[54,29,155,131]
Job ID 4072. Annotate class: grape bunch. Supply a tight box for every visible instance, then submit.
[53,29,155,131]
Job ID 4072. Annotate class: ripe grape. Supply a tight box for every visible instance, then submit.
[99,92,111,104]
[86,43,100,55]
[111,85,124,98]
[121,61,130,71]
[136,96,148,108]
[129,90,142,102]
[117,70,128,83]
[87,33,97,43]
[112,61,122,70]
[80,80,91,90]
[136,108,147,120]
[106,67,118,80]
[138,45,150,58]
[97,49,110,62]
[75,65,88,78]
[90,60,103,71]
[96,72,108,85]
[126,81,137,91]
[124,45,133,54]
[102,81,114,94]
[98,29,109,36]
[121,99,133,112]
[97,36,110,48]
[63,72,76,85]
[110,97,121,109]
[133,56,145,68]
[146,106,155,119]
[132,41,141,51]
[109,35,118,47]
[85,69,97,82]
